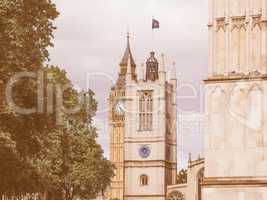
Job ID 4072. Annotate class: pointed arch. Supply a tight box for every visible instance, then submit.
[216,24,226,75]
[210,86,226,113]
[229,85,248,118]
[231,18,247,73]
[239,25,247,71]
[248,84,263,131]
[251,20,262,73]
[139,91,153,131]
[231,25,239,72]
[209,86,226,148]
[229,85,249,147]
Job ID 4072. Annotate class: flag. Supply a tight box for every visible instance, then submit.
[152,18,159,29]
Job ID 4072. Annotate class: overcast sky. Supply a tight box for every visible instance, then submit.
[49,0,209,169]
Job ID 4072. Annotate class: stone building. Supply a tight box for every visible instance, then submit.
[106,0,267,199]
[108,34,177,200]
[203,0,267,199]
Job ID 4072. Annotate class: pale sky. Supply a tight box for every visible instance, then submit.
[49,0,209,169]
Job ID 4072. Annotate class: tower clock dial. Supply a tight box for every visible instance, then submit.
[113,100,125,116]
[139,145,151,158]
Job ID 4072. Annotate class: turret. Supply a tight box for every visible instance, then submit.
[159,53,166,84]
[170,62,177,88]
[146,52,159,81]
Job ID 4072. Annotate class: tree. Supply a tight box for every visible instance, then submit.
[0,0,59,195]
[33,66,114,200]
[0,1,114,199]
[177,169,188,184]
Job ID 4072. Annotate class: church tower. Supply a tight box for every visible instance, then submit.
[123,50,177,200]
[108,35,177,200]
[203,0,267,199]
[108,34,136,200]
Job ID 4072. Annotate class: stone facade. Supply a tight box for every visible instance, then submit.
[203,0,267,199]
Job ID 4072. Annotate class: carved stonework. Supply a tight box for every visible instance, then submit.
[231,18,246,30]
[167,191,185,200]
[216,19,225,31]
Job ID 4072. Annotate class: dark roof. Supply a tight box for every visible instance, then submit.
[146,51,158,64]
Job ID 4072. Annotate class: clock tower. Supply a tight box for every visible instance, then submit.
[108,34,136,200]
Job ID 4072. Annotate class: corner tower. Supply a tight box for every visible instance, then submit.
[124,52,177,200]
[108,34,136,200]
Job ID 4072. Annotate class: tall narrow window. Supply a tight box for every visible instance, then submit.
[139,91,153,131]
[252,19,261,73]
[231,25,239,72]
[239,25,246,71]
[140,175,149,186]
[231,19,247,73]
[216,21,226,75]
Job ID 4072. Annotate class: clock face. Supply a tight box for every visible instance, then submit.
[139,145,151,158]
[113,100,125,116]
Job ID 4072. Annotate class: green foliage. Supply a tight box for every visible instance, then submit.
[0,1,114,199]
[0,0,59,195]
[177,169,188,184]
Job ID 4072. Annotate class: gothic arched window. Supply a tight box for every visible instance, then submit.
[215,20,226,75]
[140,175,149,186]
[139,91,153,131]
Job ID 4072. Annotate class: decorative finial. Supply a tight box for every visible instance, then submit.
[171,62,177,80]
[126,31,130,47]
[188,153,192,163]
[119,31,136,67]
[159,53,165,72]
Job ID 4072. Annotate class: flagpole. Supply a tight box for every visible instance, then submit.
[151,17,159,53]
[152,16,155,52]
[152,24,154,52]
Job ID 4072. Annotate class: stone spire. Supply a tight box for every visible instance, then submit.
[114,33,136,89]
[119,33,136,76]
